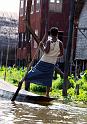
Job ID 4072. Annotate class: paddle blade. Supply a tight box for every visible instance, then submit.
[11,81,23,101]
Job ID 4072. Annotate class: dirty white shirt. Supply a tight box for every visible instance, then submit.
[41,39,60,64]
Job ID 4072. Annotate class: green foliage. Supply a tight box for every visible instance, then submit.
[30,84,46,92]
[76,89,87,101]
[0,66,87,102]
[67,88,75,97]
[52,75,63,90]
[82,70,87,81]
[0,66,6,78]
[76,71,87,91]
[68,74,76,88]
[50,89,62,98]
[81,83,87,91]
[0,66,26,86]
[68,71,87,102]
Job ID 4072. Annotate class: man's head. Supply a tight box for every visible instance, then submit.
[50,27,58,37]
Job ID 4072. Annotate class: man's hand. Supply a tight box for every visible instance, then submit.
[39,41,44,47]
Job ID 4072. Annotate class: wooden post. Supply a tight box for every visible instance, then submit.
[82,61,85,71]
[4,33,10,81]
[75,84,79,95]
[62,0,75,96]
[26,0,32,62]
[75,60,78,79]
[0,48,3,67]
[86,62,87,70]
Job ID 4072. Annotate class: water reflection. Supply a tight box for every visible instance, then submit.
[0,98,87,124]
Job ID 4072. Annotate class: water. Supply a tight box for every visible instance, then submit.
[0,98,87,124]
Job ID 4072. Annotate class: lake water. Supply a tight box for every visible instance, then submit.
[0,98,87,124]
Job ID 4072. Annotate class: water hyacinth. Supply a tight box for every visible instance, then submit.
[0,66,87,102]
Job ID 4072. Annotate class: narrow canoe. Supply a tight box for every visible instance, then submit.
[0,79,55,105]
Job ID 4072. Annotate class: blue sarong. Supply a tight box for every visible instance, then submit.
[25,61,55,87]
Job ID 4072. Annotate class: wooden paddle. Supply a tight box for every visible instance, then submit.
[11,20,47,101]
[11,47,40,101]
[11,0,47,101]
[11,21,64,101]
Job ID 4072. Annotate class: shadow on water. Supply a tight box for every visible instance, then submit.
[0,97,87,124]
[16,94,56,106]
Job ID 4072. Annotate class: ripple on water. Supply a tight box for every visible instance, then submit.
[0,98,87,124]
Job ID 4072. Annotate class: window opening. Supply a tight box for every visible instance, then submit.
[49,0,63,13]
[36,0,40,12]
[31,0,34,14]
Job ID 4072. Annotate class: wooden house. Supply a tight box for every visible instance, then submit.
[18,0,70,67]
[69,0,87,75]
[0,12,18,66]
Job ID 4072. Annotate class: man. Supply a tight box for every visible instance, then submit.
[25,27,63,97]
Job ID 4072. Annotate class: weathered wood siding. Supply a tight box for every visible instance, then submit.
[75,1,87,60]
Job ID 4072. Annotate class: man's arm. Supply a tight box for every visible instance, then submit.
[58,41,64,57]
[39,40,50,53]
[44,40,50,53]
[39,28,48,50]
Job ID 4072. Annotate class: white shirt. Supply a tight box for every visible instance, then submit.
[41,39,60,64]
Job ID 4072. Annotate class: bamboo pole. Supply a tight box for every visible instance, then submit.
[4,33,10,81]
[62,0,75,96]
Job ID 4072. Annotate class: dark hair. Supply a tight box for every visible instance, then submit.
[50,27,58,36]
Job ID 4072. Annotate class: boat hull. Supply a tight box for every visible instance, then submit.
[0,79,55,104]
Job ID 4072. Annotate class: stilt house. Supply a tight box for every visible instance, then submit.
[75,0,87,72]
[18,0,70,67]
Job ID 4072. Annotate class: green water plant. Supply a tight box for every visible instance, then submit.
[0,66,87,102]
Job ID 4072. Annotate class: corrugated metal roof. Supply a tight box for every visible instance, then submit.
[0,11,18,19]
[75,1,87,60]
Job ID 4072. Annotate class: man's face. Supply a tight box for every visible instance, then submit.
[51,35,58,42]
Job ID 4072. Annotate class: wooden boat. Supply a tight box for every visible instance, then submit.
[0,79,55,105]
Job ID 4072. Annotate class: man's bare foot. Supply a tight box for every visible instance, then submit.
[25,80,30,91]
[46,86,51,97]
[46,93,49,97]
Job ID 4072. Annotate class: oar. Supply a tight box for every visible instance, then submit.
[11,70,29,101]
[11,78,24,101]
[11,12,43,101]
[11,19,47,101]
[11,47,39,101]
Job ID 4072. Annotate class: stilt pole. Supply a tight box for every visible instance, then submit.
[62,0,75,96]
